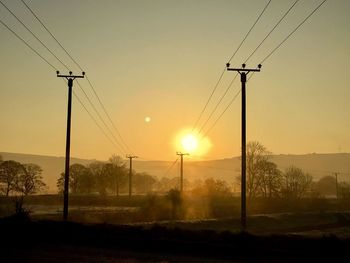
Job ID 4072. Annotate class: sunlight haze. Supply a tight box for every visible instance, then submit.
[0,0,349,161]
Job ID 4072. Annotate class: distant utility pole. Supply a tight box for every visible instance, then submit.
[176,152,189,192]
[226,63,261,230]
[127,155,138,197]
[334,172,339,199]
[56,71,85,221]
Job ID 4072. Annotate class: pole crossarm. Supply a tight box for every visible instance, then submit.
[226,63,261,74]
[176,152,189,157]
[57,71,85,80]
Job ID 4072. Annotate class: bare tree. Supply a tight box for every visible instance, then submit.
[282,166,313,199]
[246,141,270,198]
[108,154,127,196]
[235,142,283,199]
[0,160,23,196]
[15,163,46,196]
[258,161,282,198]
[89,161,109,196]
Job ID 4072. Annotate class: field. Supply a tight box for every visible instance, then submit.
[1,194,350,262]
[1,194,350,237]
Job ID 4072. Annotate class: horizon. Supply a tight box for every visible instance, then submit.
[1,149,350,163]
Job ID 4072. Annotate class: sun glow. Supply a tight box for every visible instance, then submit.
[181,134,198,153]
[174,129,212,157]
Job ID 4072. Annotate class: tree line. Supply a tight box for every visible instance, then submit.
[0,155,46,196]
[57,155,157,196]
[241,141,350,199]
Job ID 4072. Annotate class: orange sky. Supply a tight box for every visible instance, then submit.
[0,0,349,161]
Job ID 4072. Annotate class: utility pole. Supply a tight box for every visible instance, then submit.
[176,152,189,192]
[56,71,85,221]
[226,63,261,230]
[335,172,339,199]
[126,155,138,197]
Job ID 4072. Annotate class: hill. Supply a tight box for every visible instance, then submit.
[1,152,349,193]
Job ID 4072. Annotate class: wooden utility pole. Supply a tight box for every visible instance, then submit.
[226,63,261,230]
[127,155,138,197]
[335,172,339,199]
[176,152,189,192]
[56,71,85,221]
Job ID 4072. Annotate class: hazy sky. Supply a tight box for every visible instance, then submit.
[0,0,349,161]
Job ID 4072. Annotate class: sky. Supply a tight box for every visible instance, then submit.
[0,0,349,161]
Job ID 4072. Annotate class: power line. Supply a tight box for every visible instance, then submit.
[244,0,300,64]
[20,0,133,154]
[20,0,83,71]
[60,78,123,154]
[201,0,328,137]
[197,73,239,136]
[260,0,328,64]
[0,18,57,70]
[75,80,128,154]
[0,0,70,71]
[202,89,241,139]
[73,90,123,153]
[227,0,272,63]
[192,0,271,134]
[85,75,134,154]
[0,5,125,155]
[164,158,179,177]
[192,67,226,132]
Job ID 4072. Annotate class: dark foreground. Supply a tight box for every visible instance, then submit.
[0,216,349,263]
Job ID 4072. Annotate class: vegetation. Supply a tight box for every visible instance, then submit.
[1,218,349,262]
[57,157,157,196]
[0,159,46,196]
[1,147,350,225]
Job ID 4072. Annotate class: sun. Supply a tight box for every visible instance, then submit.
[181,134,198,153]
[174,128,212,157]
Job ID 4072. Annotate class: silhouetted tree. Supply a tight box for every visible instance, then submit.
[15,163,45,195]
[133,172,157,194]
[192,178,231,197]
[258,161,282,198]
[166,189,183,219]
[108,154,127,196]
[0,160,23,196]
[282,166,313,199]
[338,182,350,199]
[89,161,109,196]
[246,141,270,198]
[57,163,93,194]
[315,176,337,196]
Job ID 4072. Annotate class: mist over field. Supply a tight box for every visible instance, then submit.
[1,151,349,193]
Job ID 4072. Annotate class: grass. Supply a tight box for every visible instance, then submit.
[0,216,349,262]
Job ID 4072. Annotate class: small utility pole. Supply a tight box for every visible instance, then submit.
[127,155,138,197]
[226,63,261,230]
[176,152,189,192]
[335,172,339,199]
[56,71,85,221]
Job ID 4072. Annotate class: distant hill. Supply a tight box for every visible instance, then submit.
[1,152,349,193]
